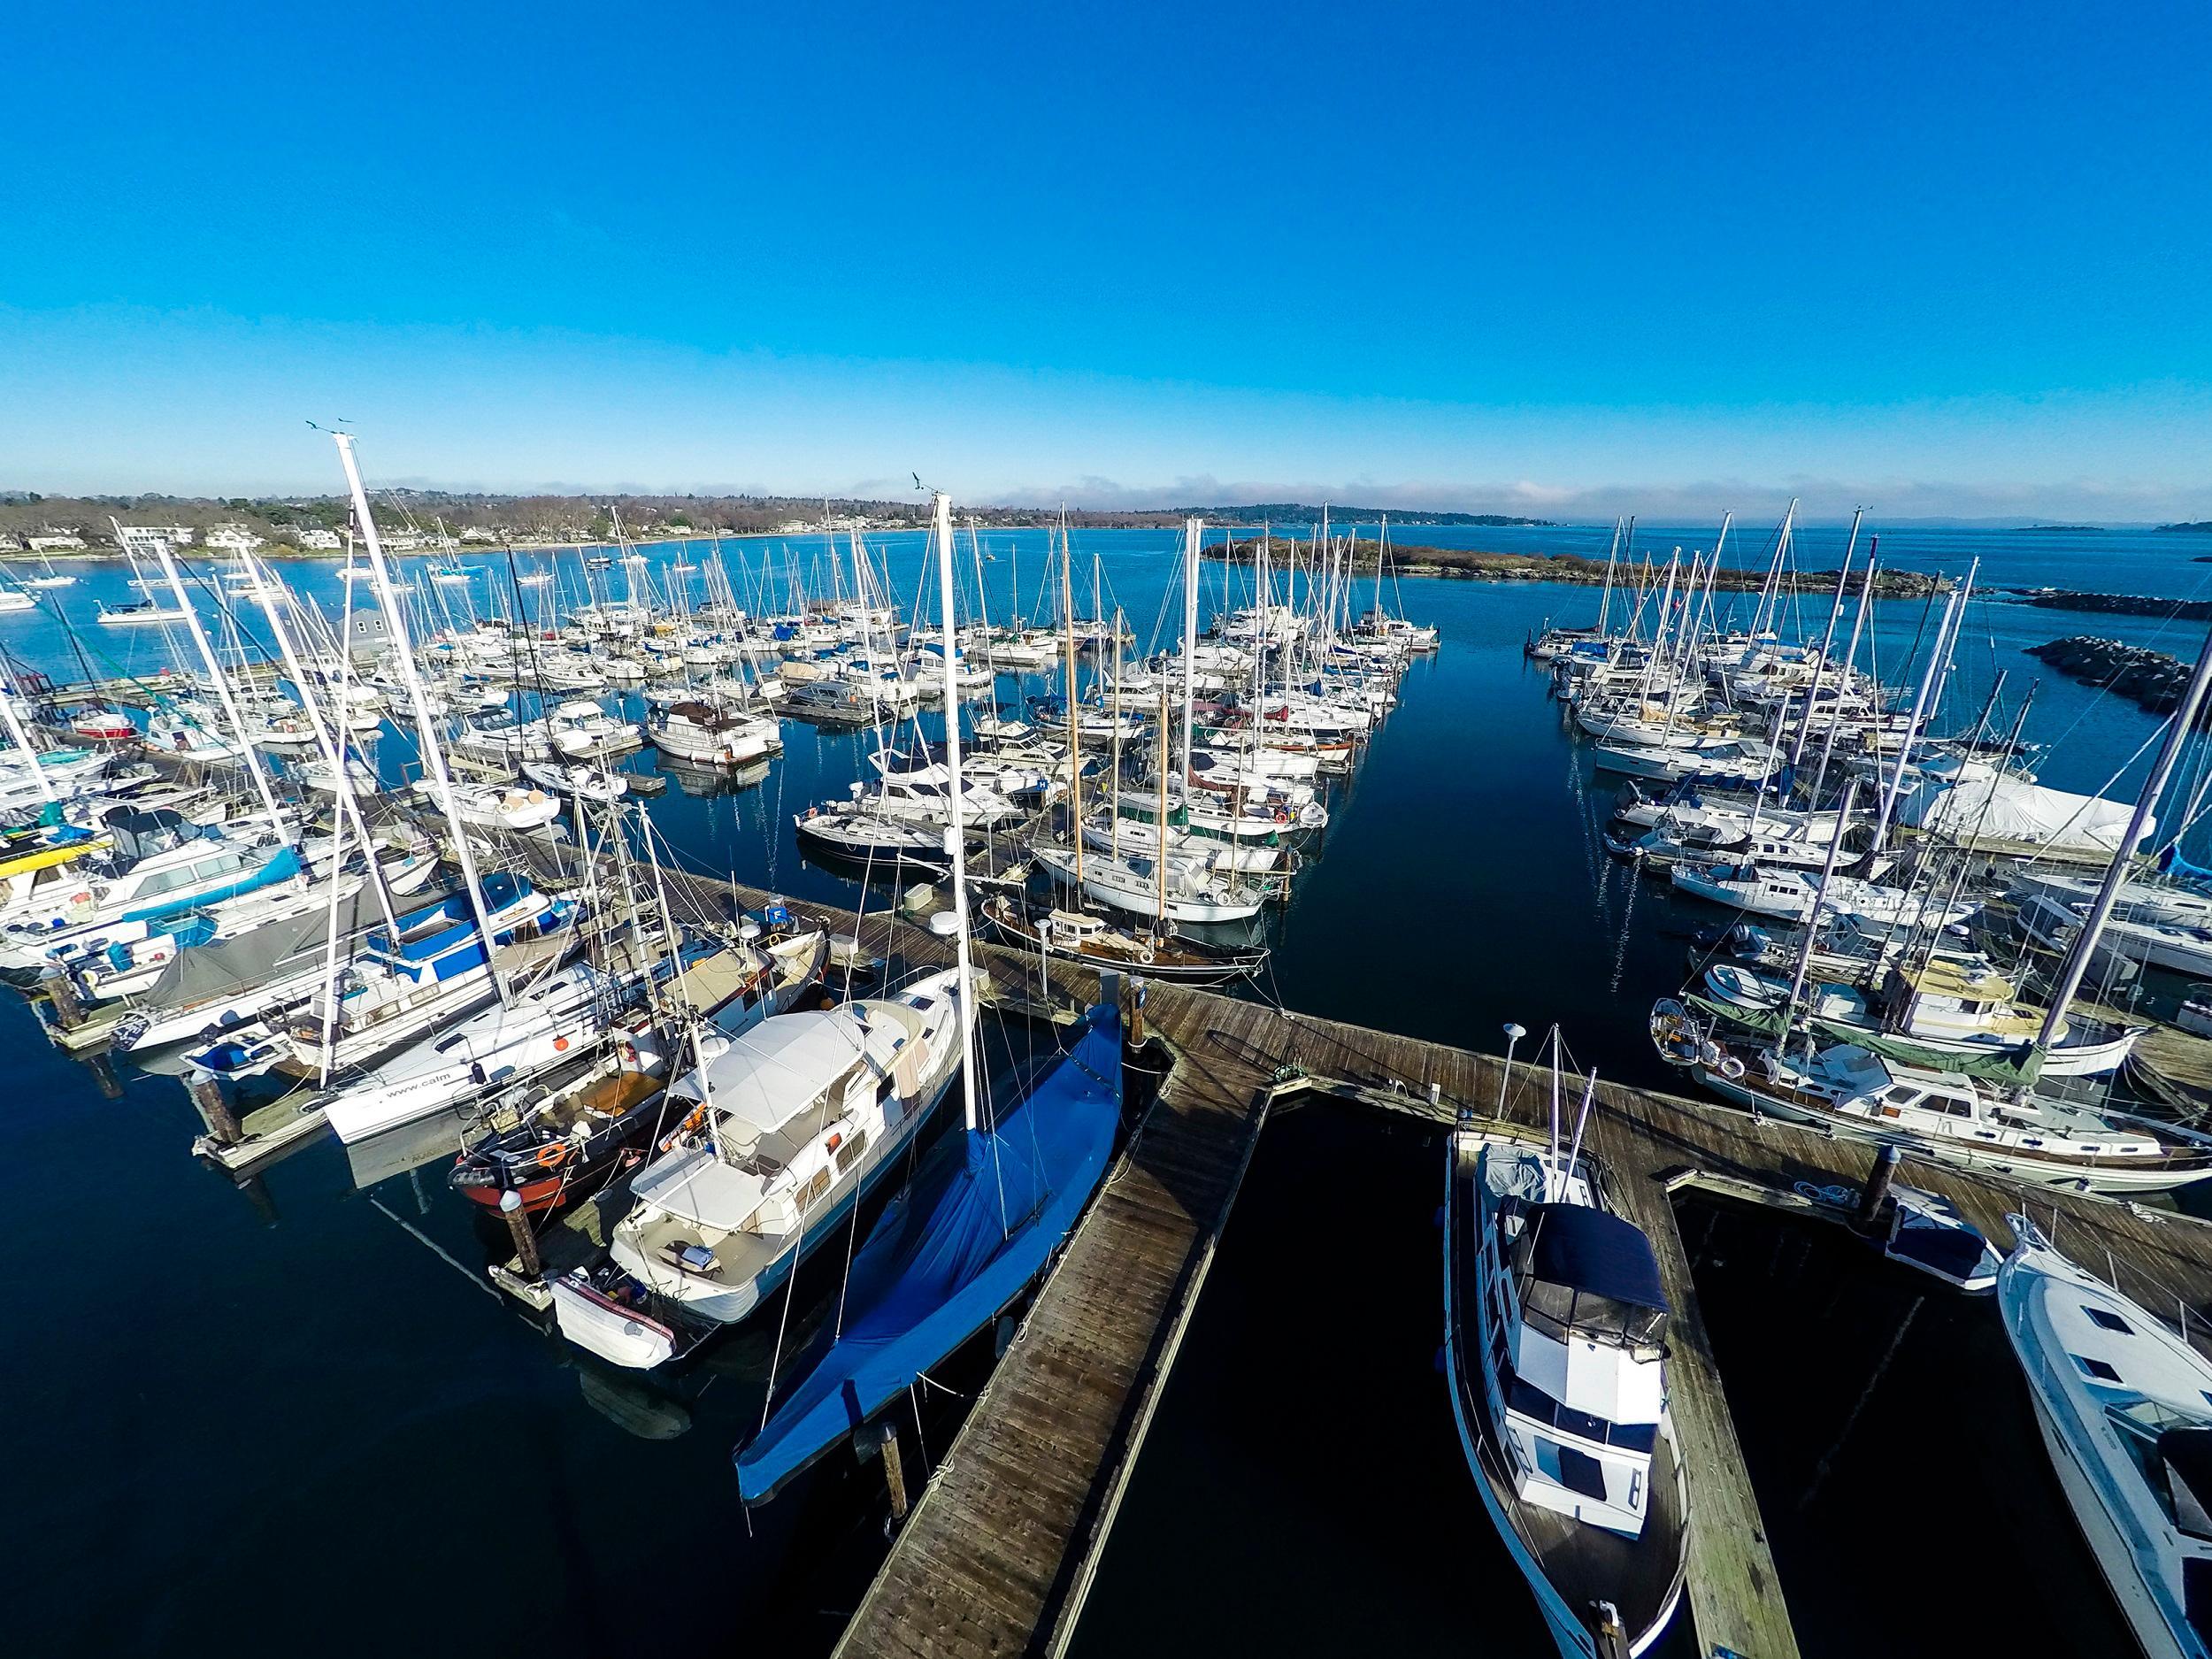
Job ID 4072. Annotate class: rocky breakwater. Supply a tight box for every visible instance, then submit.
[2027,635,2200,718]
[2013,589,2212,621]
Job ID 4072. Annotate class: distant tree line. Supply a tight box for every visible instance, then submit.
[0,489,1550,549]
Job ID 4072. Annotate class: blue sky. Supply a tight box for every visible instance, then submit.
[5,0,2208,518]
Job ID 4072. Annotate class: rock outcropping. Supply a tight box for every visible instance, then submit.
[2026,636,2195,717]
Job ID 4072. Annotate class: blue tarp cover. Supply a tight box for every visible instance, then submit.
[1525,1202,1668,1310]
[735,1004,1123,1501]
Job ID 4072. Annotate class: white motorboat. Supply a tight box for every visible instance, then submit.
[548,700,640,758]
[603,968,967,1328]
[1670,860,1978,930]
[409,776,563,831]
[2001,1215,2212,1659]
[647,700,781,766]
[522,759,629,803]
[1445,1121,1686,1658]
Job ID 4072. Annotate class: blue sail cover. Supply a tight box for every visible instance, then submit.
[734,1003,1124,1501]
[2160,842,2212,886]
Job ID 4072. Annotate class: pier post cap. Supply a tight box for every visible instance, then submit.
[498,1188,522,1215]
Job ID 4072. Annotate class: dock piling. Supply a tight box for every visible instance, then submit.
[879,1421,910,1526]
[36,967,84,1033]
[185,1068,242,1148]
[1855,1142,1901,1228]
[499,1189,541,1279]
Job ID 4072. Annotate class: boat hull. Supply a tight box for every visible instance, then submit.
[1694,1067,2212,1194]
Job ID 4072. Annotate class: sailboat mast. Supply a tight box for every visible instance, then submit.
[1063,518,1082,890]
[1782,776,1862,1034]
[932,492,980,1133]
[333,433,511,1009]
[1156,681,1170,929]
[1869,580,1965,854]
[0,661,52,803]
[248,552,399,934]
[1789,510,1862,771]
[2035,620,2212,1051]
[1598,520,1620,638]
[1110,610,1123,863]
[1179,518,1201,788]
[1809,553,1879,805]
[127,524,292,844]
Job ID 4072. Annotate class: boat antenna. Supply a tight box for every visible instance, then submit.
[1498,1021,1526,1116]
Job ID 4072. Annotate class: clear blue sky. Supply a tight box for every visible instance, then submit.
[5,0,2209,518]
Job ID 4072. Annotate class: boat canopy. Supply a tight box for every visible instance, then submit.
[734,1003,1123,1502]
[1520,1203,1667,1310]
[667,1006,873,1141]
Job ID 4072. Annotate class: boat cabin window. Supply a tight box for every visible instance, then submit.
[2073,1354,2123,1384]
[2084,1306,2135,1335]
[1532,1436,1609,1502]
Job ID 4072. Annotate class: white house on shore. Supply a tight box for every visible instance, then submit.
[296,527,342,550]
[25,531,88,552]
[205,523,265,553]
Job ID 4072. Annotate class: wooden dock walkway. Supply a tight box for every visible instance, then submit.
[828,975,2212,1659]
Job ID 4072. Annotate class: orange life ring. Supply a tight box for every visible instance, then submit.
[534,1144,565,1170]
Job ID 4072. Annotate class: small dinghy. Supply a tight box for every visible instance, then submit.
[521,759,628,803]
[550,1270,678,1371]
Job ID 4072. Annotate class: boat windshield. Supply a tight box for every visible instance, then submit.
[1517,1275,1670,1355]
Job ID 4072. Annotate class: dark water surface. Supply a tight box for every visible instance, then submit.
[6,526,2201,1654]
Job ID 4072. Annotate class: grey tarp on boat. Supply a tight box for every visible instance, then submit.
[136,887,406,1012]
[1686,995,2047,1087]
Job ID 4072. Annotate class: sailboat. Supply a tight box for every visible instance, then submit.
[24,553,76,589]
[1444,1038,1687,1657]
[733,490,1124,1502]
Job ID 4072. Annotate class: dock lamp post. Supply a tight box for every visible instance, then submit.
[1498,1022,1528,1116]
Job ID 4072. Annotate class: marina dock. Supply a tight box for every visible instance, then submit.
[473,877,2212,1659]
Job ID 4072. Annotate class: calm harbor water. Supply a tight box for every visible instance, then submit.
[7,522,2207,1654]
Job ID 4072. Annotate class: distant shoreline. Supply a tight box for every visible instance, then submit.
[1201,538,1949,595]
